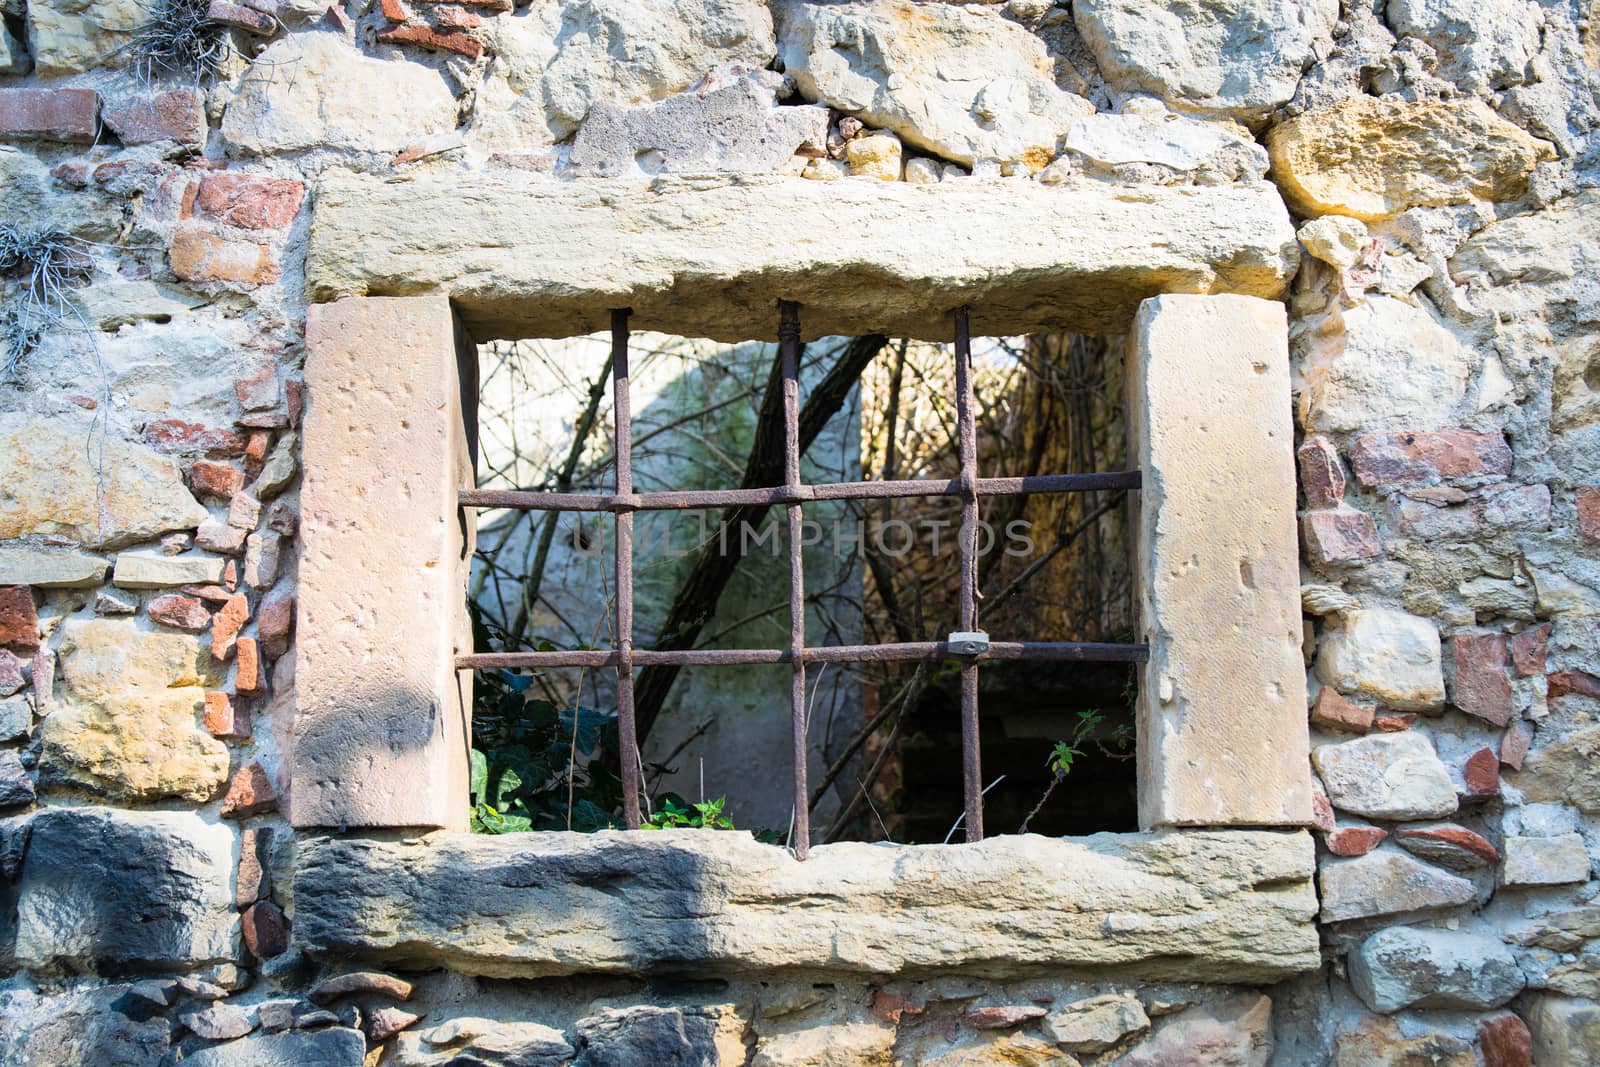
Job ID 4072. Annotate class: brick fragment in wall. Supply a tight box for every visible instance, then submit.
[1478,1012,1532,1067]
[1388,483,1552,539]
[286,378,304,427]
[221,759,276,818]
[1450,632,1515,727]
[102,90,206,147]
[225,559,238,592]
[196,173,307,230]
[243,900,289,958]
[0,650,24,697]
[0,585,39,651]
[235,636,264,692]
[379,0,406,18]
[1577,486,1600,541]
[243,531,282,589]
[0,87,100,142]
[204,691,251,738]
[148,593,213,632]
[1394,823,1498,870]
[170,227,280,285]
[207,0,277,34]
[378,23,485,60]
[1510,624,1549,675]
[1548,669,1600,701]
[1462,747,1500,799]
[237,826,273,907]
[144,420,246,457]
[1349,428,1513,487]
[1297,435,1345,507]
[211,594,250,660]
[1302,508,1381,564]
[31,648,52,711]
[160,533,193,556]
[236,361,283,411]
[433,5,479,29]
[1374,713,1414,731]
[1325,825,1388,857]
[1500,720,1534,770]
[258,589,294,660]
[1311,686,1374,733]
[189,459,246,501]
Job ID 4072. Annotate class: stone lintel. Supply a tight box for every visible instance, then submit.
[1128,294,1312,828]
[293,828,1319,983]
[306,173,1299,343]
[293,294,475,831]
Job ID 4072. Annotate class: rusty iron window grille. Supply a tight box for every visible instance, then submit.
[458,304,1148,859]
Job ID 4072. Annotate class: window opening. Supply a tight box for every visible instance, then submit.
[460,305,1146,858]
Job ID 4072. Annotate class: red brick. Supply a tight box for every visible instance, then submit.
[236,826,273,906]
[235,637,263,693]
[1302,509,1382,564]
[1297,435,1345,508]
[379,0,407,17]
[1349,429,1512,488]
[190,459,246,501]
[211,595,250,660]
[1310,787,1337,833]
[1461,746,1500,799]
[1510,624,1550,676]
[258,589,294,660]
[148,594,212,632]
[195,173,306,231]
[1549,669,1600,701]
[1478,1012,1532,1067]
[244,429,271,466]
[235,360,281,412]
[871,992,924,1025]
[169,227,279,285]
[203,691,252,739]
[378,23,485,59]
[0,587,39,652]
[1450,632,1514,727]
[1311,687,1374,733]
[220,759,276,818]
[1325,826,1388,857]
[144,419,246,456]
[207,0,277,32]
[0,650,24,698]
[1578,486,1600,542]
[31,648,51,710]
[285,378,304,427]
[1374,713,1415,732]
[242,900,289,958]
[433,5,480,28]
[102,90,205,147]
[1394,823,1498,865]
[0,88,100,143]
[966,1005,1046,1030]
[1500,719,1534,771]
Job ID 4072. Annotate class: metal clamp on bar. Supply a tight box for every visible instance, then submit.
[947,631,989,656]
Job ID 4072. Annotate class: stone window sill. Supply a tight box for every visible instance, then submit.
[293,827,1319,984]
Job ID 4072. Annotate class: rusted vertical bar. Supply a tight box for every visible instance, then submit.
[612,308,642,831]
[780,301,811,859]
[954,307,983,843]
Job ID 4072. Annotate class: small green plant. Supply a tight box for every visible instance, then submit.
[642,795,736,831]
[1020,709,1133,834]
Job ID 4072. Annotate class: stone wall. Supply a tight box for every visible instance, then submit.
[0,0,1597,1064]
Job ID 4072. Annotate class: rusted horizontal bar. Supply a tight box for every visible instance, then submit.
[457,641,1149,670]
[460,472,1140,512]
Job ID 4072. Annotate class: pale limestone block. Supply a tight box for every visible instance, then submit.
[306,172,1299,342]
[295,294,474,831]
[1127,294,1310,827]
[294,829,1319,982]
[1316,608,1446,711]
[1502,834,1592,886]
[0,546,108,587]
[111,552,226,589]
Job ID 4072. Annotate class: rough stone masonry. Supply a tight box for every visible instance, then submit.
[1,0,1599,1064]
